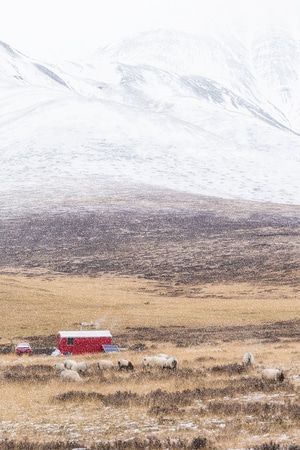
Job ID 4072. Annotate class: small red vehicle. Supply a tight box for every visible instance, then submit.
[15,342,32,356]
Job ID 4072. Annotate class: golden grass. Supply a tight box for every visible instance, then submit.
[0,273,300,343]
[0,339,300,448]
[0,273,300,448]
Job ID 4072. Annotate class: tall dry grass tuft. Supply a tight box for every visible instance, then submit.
[1,438,300,449]
[252,443,300,450]
[0,436,210,449]
[3,364,54,383]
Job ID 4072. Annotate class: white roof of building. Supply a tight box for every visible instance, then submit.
[15,342,31,348]
[58,330,112,338]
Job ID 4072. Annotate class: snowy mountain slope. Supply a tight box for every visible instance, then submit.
[101,62,295,134]
[0,41,69,90]
[251,27,300,130]
[0,29,300,208]
[92,29,296,128]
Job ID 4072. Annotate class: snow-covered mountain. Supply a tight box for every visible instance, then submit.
[0,28,299,209]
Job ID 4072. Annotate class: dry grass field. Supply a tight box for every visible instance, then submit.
[0,191,300,449]
[0,274,300,342]
[1,276,300,450]
[0,338,299,449]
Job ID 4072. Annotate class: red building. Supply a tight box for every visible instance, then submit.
[57,330,112,355]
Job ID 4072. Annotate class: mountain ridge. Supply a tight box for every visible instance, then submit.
[0,28,299,207]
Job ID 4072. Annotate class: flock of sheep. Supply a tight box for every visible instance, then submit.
[55,351,285,383]
[55,357,137,381]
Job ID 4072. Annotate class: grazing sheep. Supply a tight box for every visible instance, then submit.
[142,356,168,368]
[60,369,82,382]
[98,360,115,370]
[71,361,88,373]
[141,356,152,367]
[54,362,65,371]
[164,357,178,370]
[64,359,77,369]
[242,352,254,367]
[118,358,134,371]
[262,368,285,382]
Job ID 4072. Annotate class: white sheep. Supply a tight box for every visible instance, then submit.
[142,356,168,368]
[141,356,152,367]
[54,362,65,371]
[98,360,115,370]
[60,369,82,382]
[242,352,254,367]
[118,358,134,371]
[64,359,77,369]
[164,357,178,370]
[71,361,88,373]
[262,368,285,382]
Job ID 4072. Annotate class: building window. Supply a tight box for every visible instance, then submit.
[67,338,74,346]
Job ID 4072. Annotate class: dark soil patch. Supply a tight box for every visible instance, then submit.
[17,317,300,351]
[115,318,300,346]
[0,193,299,286]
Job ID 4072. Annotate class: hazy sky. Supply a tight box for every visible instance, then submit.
[1,0,299,61]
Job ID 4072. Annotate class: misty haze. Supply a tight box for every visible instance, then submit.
[1,24,300,450]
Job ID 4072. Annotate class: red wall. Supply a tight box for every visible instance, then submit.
[57,335,112,355]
